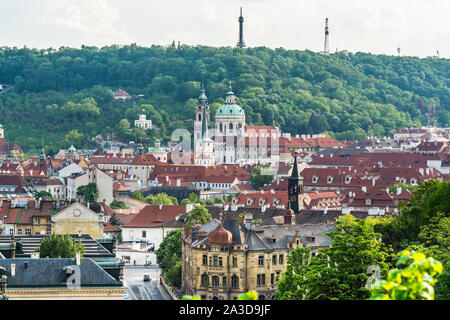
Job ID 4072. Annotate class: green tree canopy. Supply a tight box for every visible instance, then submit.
[155,229,183,287]
[36,234,85,258]
[76,183,99,203]
[185,205,212,228]
[276,215,393,300]
[144,192,179,205]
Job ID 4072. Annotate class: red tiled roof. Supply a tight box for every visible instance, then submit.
[104,222,121,233]
[0,200,53,225]
[113,89,131,97]
[130,154,164,166]
[122,205,187,228]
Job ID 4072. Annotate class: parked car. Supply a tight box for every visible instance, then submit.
[143,275,151,282]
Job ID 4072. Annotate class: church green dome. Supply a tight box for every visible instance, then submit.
[216,90,244,116]
[216,104,244,116]
[68,145,76,153]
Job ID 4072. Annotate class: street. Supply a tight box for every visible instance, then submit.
[123,265,172,300]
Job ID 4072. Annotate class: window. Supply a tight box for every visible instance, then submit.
[212,276,219,287]
[25,228,31,235]
[272,255,277,265]
[213,256,218,266]
[36,217,40,225]
[279,254,284,265]
[222,276,227,287]
[202,255,208,265]
[271,273,275,285]
[201,295,207,300]
[231,276,239,288]
[232,256,238,267]
[201,274,209,287]
[258,256,264,266]
[17,229,22,235]
[209,257,213,266]
[47,229,51,234]
[276,271,280,282]
[9,229,13,235]
[142,231,146,238]
[257,274,266,286]
[219,257,223,267]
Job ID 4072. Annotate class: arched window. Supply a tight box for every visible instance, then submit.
[229,123,233,130]
[201,274,209,287]
[220,123,223,132]
[212,276,219,287]
[198,114,202,121]
[231,275,239,288]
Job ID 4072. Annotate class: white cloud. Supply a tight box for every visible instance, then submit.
[41,0,129,41]
[0,0,448,57]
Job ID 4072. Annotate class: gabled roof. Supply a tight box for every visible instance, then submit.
[122,205,187,228]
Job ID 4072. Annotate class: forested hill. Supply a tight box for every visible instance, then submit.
[0,45,449,155]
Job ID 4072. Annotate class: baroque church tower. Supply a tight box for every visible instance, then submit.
[194,85,214,166]
[194,84,210,145]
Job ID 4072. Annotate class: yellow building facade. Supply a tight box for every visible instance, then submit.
[182,216,305,300]
[51,202,104,239]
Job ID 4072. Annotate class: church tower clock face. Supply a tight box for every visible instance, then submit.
[73,209,81,217]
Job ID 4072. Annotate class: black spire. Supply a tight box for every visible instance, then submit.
[236,7,245,48]
[325,18,329,36]
[290,153,300,180]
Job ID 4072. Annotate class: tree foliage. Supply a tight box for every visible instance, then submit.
[109,199,128,209]
[1,45,447,155]
[276,215,393,300]
[76,183,99,203]
[144,192,179,205]
[250,165,274,190]
[155,229,183,287]
[369,250,443,300]
[36,234,85,258]
[185,205,212,227]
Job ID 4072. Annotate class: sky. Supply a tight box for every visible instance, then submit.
[0,0,449,58]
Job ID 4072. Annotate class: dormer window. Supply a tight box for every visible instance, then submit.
[247,198,254,205]
[327,176,334,183]
[345,176,352,183]
[312,176,319,183]
[366,199,372,205]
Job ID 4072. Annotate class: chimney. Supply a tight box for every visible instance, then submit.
[283,209,295,226]
[75,252,81,266]
[11,264,15,276]
[159,203,163,210]
[361,186,367,192]
[397,187,402,196]
[244,213,253,229]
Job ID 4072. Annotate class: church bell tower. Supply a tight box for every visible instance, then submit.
[288,153,304,214]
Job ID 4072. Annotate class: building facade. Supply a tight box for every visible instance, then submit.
[182,215,334,300]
